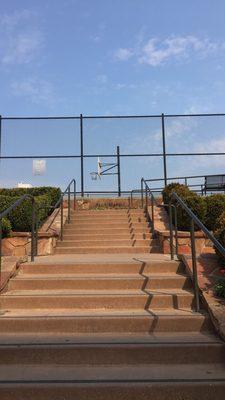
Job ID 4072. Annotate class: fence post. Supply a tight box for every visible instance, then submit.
[80,114,84,197]
[0,115,2,168]
[190,219,200,312]
[161,113,167,187]
[117,146,121,197]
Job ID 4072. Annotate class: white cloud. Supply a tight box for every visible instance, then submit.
[0,9,44,65]
[11,78,56,107]
[114,35,225,66]
[193,137,225,168]
[114,48,133,61]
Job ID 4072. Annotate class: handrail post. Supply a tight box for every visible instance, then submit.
[151,194,154,232]
[141,178,144,208]
[173,205,178,256]
[169,202,174,260]
[190,219,200,312]
[68,186,71,223]
[0,219,2,279]
[73,180,76,210]
[60,200,64,241]
[35,208,39,256]
[31,198,35,262]
[145,186,148,211]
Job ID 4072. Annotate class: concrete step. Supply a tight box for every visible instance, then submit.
[54,246,159,254]
[56,239,155,247]
[71,216,147,222]
[73,210,144,216]
[0,289,195,310]
[64,227,151,234]
[0,376,224,400]
[21,260,185,275]
[0,310,212,334]
[67,218,148,228]
[0,340,224,365]
[9,275,191,291]
[62,232,153,240]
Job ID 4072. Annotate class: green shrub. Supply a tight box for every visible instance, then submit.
[0,194,51,232]
[162,183,192,205]
[175,195,207,231]
[214,280,225,298]
[205,194,225,231]
[0,187,61,207]
[214,211,225,260]
[162,183,206,231]
[1,218,12,238]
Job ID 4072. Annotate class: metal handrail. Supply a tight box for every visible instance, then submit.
[171,192,225,258]
[35,179,77,254]
[0,194,36,275]
[169,192,225,312]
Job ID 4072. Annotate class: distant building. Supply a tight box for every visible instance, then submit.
[17,182,33,188]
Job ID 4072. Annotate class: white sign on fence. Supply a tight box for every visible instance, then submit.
[33,160,46,176]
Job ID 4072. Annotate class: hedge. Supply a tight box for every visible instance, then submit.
[214,280,225,298]
[214,211,225,261]
[1,218,12,238]
[0,187,61,207]
[0,186,61,234]
[162,183,206,231]
[204,194,225,231]
[162,183,192,205]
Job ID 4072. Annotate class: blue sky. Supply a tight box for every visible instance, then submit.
[0,0,225,192]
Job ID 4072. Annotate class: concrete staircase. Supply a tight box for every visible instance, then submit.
[0,253,225,398]
[55,209,160,254]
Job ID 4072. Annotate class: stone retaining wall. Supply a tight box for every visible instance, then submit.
[2,208,68,258]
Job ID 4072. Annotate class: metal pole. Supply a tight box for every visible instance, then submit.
[190,219,200,312]
[145,187,148,211]
[31,198,35,262]
[117,145,121,197]
[141,178,144,208]
[60,200,64,240]
[173,205,178,255]
[0,115,2,169]
[80,114,84,197]
[151,195,154,232]
[169,203,174,260]
[0,219,2,278]
[161,113,167,187]
[73,180,76,210]
[68,186,71,223]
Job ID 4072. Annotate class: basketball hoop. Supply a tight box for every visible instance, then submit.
[90,172,98,181]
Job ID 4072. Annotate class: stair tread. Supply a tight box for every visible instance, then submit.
[0,331,220,345]
[0,363,224,382]
[4,288,194,296]
[15,273,189,279]
[0,309,204,317]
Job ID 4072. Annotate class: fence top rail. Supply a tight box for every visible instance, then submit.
[2,112,225,120]
[145,173,225,183]
[171,192,225,259]
[0,194,34,220]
